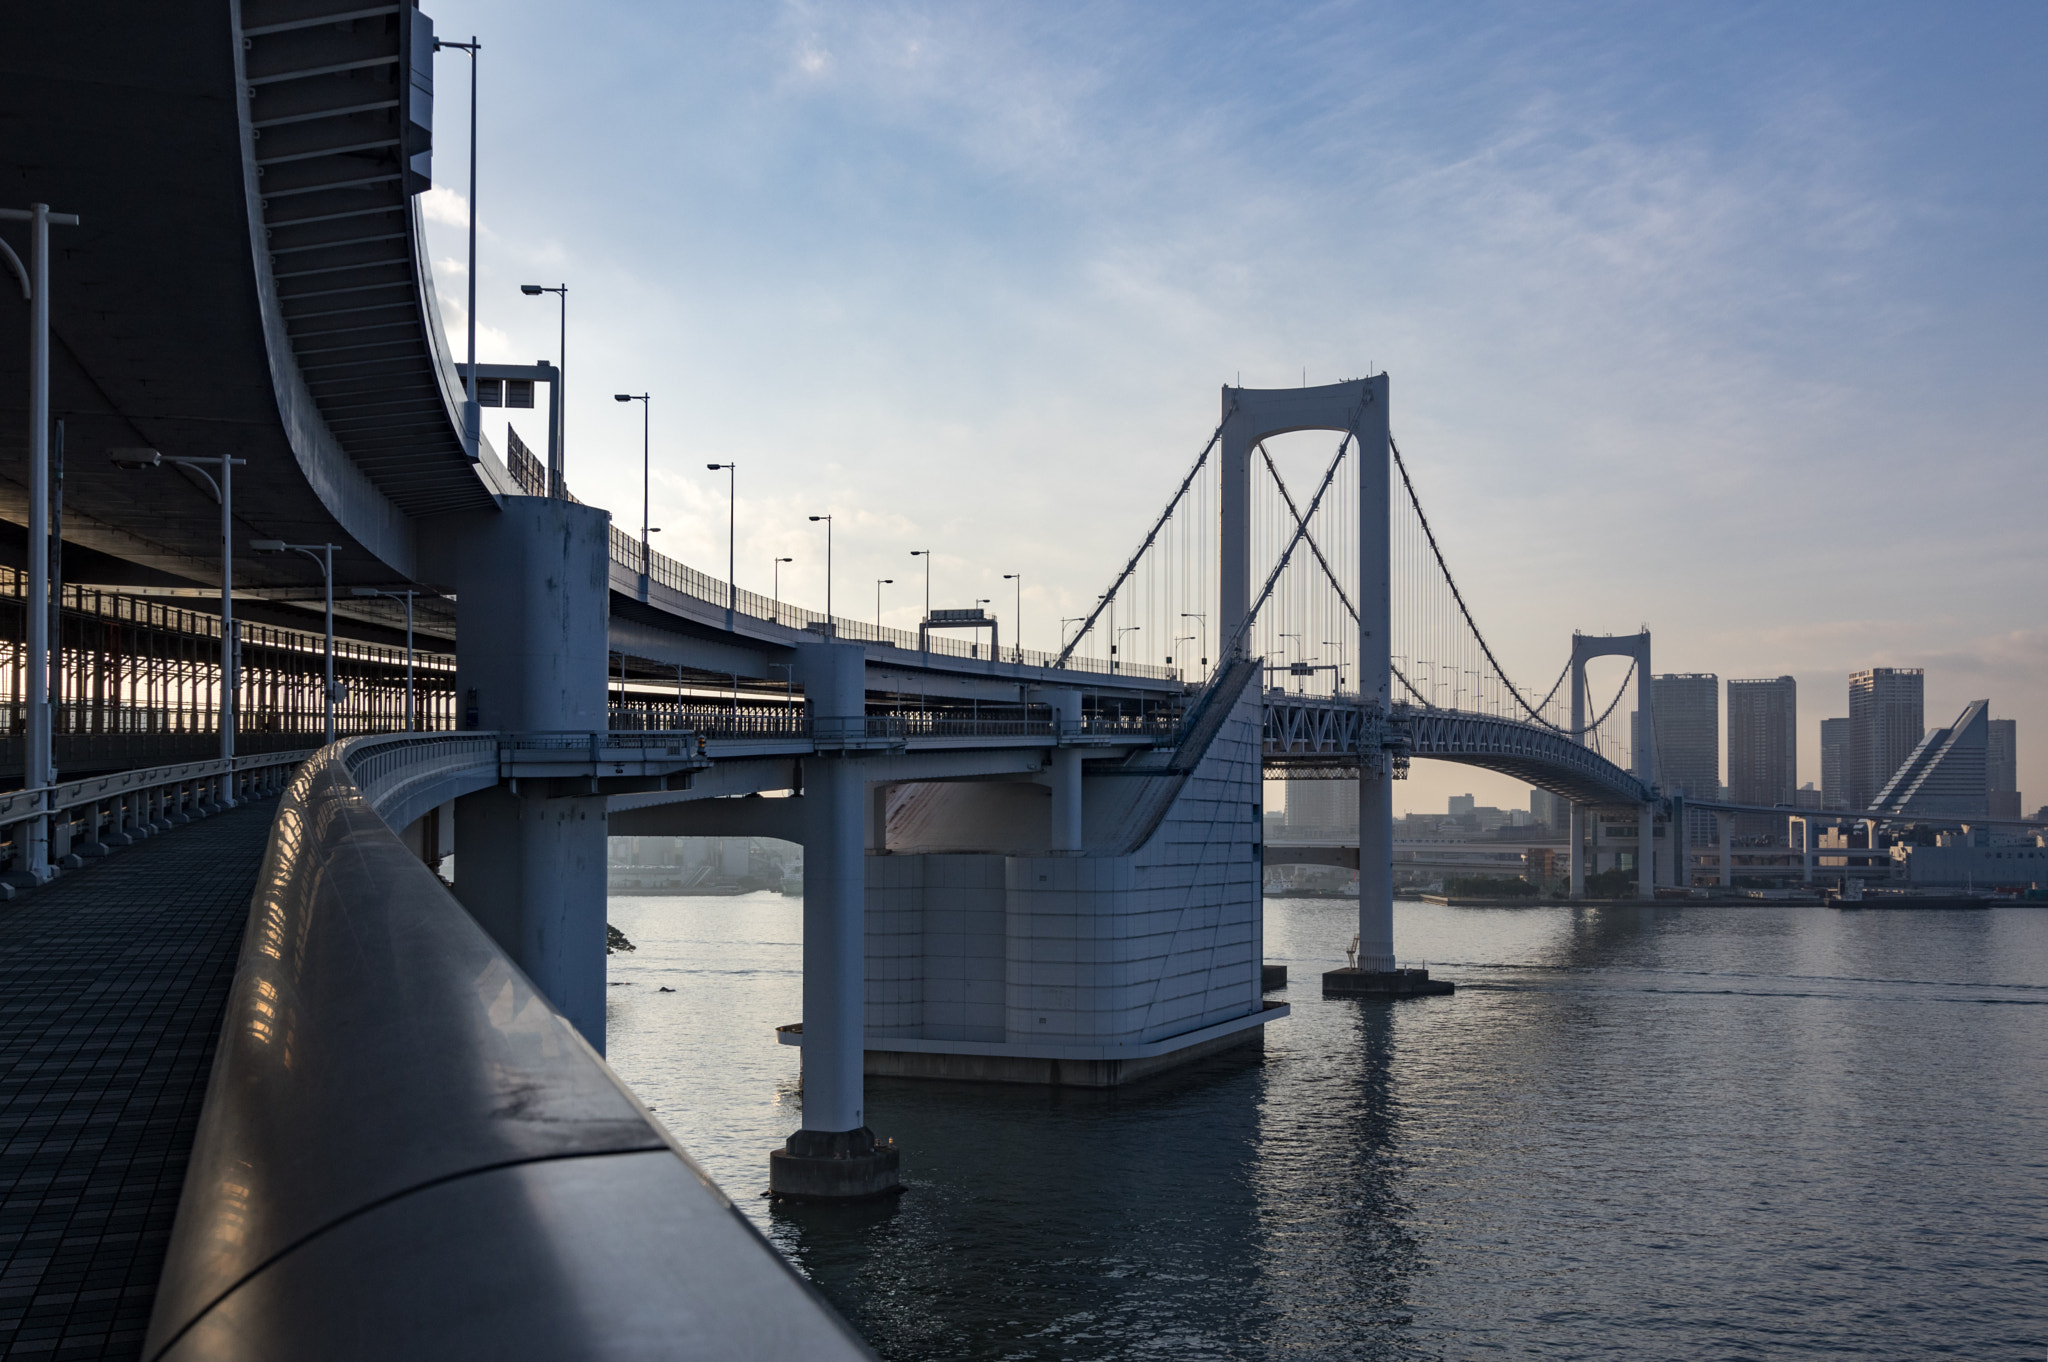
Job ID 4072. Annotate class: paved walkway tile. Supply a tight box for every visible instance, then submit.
[0,803,275,1360]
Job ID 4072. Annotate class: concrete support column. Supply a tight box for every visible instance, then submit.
[1357,769,1395,970]
[1637,803,1655,901]
[1047,689,1083,852]
[772,641,898,1201]
[432,497,612,1050]
[1719,813,1733,888]
[1569,804,1587,898]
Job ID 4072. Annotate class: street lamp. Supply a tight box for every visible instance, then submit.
[875,578,893,631]
[1114,624,1140,672]
[111,448,246,790]
[4,201,80,882]
[909,549,931,663]
[808,515,833,626]
[351,588,420,730]
[1323,639,1347,691]
[1000,574,1022,664]
[251,540,341,744]
[520,282,566,496]
[707,461,736,630]
[772,556,792,620]
[614,392,651,591]
[1180,612,1207,670]
[436,35,481,456]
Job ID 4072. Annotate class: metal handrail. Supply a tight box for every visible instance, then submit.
[144,739,874,1359]
[607,521,1177,680]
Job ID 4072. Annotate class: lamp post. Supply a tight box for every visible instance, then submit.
[807,515,833,627]
[110,449,247,782]
[772,556,792,621]
[1115,624,1140,673]
[910,549,931,663]
[1181,612,1207,671]
[614,392,652,591]
[1323,639,1347,692]
[4,202,80,881]
[352,588,419,730]
[1001,573,1021,664]
[875,579,893,632]
[436,35,481,456]
[708,461,736,630]
[252,540,340,744]
[519,282,566,496]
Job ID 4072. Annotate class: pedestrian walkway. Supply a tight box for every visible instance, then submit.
[0,802,275,1360]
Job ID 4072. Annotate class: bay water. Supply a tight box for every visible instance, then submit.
[604,893,2048,1359]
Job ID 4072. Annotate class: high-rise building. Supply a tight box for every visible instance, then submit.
[1871,700,1989,820]
[1989,718,2019,819]
[1728,677,1796,839]
[1848,668,1924,811]
[1529,788,1571,832]
[1635,674,1718,798]
[1820,718,1850,810]
[1284,780,1357,837]
[1448,793,1476,817]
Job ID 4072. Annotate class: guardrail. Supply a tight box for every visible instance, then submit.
[0,748,314,888]
[608,521,1178,680]
[143,736,875,1360]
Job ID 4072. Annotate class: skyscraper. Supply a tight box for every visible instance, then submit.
[1284,780,1357,837]
[1820,718,1850,810]
[1728,676,1796,840]
[1871,700,1989,820]
[1641,673,1719,798]
[1988,718,2019,819]
[1848,668,1924,812]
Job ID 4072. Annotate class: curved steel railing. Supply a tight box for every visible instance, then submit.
[143,738,873,1360]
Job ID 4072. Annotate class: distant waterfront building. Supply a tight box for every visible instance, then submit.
[1448,793,1476,817]
[1639,674,1719,799]
[1820,718,1851,810]
[1529,788,1571,832]
[1794,783,1823,810]
[1284,780,1357,837]
[1988,718,2020,820]
[1848,668,1924,812]
[1728,676,1796,840]
[1870,700,1989,820]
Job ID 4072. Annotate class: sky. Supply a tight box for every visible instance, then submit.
[416,0,2047,816]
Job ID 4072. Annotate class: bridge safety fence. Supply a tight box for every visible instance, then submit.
[143,733,875,1359]
[607,523,1176,680]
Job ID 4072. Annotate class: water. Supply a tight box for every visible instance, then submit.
[605,894,2048,1359]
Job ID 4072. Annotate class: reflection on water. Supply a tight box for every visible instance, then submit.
[607,893,2048,1359]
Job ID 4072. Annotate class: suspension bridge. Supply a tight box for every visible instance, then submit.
[0,6,1773,1358]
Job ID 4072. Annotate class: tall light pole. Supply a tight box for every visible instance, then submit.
[520,282,566,496]
[1115,624,1140,673]
[1002,573,1022,664]
[253,540,340,744]
[436,36,481,456]
[614,392,651,591]
[875,578,893,631]
[808,515,833,627]
[352,588,420,730]
[1181,612,1207,672]
[111,450,246,782]
[1323,638,1347,691]
[3,202,80,881]
[910,549,931,663]
[708,461,736,630]
[772,556,792,620]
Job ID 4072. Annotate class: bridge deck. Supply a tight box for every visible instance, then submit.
[0,803,272,1360]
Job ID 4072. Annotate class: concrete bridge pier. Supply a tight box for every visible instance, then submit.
[771,641,901,1201]
[1638,802,1656,900]
[1045,688,1084,852]
[431,498,613,1051]
[1569,804,1587,897]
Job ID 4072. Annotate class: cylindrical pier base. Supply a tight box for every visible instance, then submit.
[769,1126,903,1203]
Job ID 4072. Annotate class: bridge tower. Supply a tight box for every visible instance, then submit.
[1568,631,1657,900]
[1218,377,1407,979]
